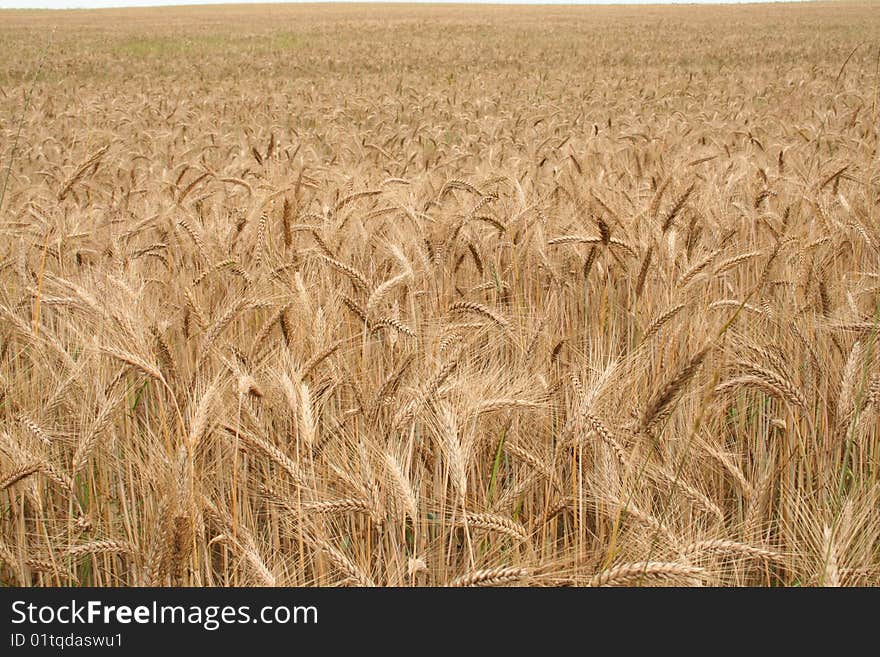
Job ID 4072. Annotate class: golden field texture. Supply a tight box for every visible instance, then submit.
[2,2,880,586]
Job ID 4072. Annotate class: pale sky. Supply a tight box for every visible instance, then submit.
[0,0,804,9]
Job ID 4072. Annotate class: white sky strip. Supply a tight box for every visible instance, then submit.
[0,0,805,9]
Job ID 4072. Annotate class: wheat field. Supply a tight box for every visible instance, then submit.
[1,2,880,587]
